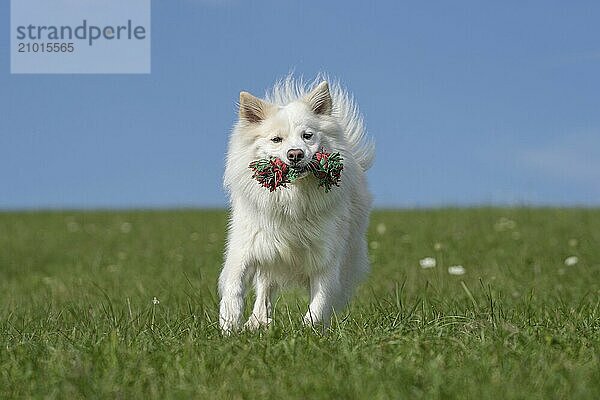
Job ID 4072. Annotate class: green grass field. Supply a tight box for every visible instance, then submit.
[1,209,599,399]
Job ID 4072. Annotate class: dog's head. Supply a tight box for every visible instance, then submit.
[235,81,336,170]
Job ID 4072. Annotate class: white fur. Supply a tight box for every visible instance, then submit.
[219,77,374,333]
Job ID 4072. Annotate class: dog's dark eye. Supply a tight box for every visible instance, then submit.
[271,137,282,143]
[302,132,313,140]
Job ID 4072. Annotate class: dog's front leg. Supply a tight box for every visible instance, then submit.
[303,267,341,330]
[218,249,252,334]
[245,271,276,331]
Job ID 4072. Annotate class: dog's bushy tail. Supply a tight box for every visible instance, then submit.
[267,75,375,172]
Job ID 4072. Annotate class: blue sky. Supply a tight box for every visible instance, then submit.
[1,0,599,209]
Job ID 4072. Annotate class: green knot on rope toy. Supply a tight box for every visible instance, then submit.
[249,149,343,192]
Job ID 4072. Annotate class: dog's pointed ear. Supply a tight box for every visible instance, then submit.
[239,91,273,124]
[305,81,332,116]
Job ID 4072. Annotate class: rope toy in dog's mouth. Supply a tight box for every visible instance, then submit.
[249,149,343,192]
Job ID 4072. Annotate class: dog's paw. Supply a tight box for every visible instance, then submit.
[219,307,243,335]
[219,296,245,334]
[244,315,272,331]
[302,311,321,327]
[303,310,332,332]
[219,317,241,335]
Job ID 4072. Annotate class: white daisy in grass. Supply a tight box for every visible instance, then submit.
[419,257,436,268]
[564,256,579,266]
[208,233,219,243]
[67,221,80,232]
[494,217,516,232]
[120,222,132,233]
[448,265,466,275]
[376,223,387,235]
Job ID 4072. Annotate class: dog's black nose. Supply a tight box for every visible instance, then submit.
[287,149,305,163]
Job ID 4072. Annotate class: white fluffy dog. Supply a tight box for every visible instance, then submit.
[219,77,374,333]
